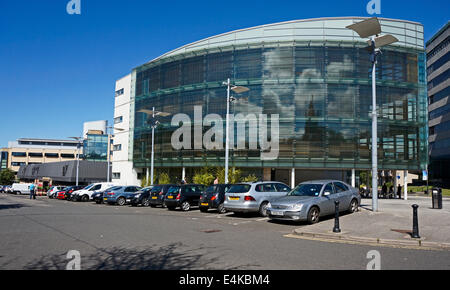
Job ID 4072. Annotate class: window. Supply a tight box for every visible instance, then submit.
[113,144,122,151]
[45,153,59,158]
[275,183,290,192]
[112,173,121,179]
[323,183,335,195]
[115,88,124,97]
[12,162,26,166]
[334,182,349,193]
[114,116,123,124]
[12,152,26,157]
[61,154,75,158]
[28,153,43,157]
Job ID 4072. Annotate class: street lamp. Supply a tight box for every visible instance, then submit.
[68,136,83,186]
[106,126,125,182]
[222,78,250,183]
[347,17,398,212]
[137,107,171,185]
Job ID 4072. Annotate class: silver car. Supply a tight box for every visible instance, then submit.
[267,180,360,224]
[224,181,291,217]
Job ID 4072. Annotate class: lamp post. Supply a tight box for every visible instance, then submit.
[106,126,125,182]
[68,136,83,186]
[347,17,398,212]
[222,78,250,183]
[137,108,171,185]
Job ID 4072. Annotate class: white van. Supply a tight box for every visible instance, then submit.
[72,182,117,202]
[11,183,33,195]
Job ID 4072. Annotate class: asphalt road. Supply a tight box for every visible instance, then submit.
[0,193,449,270]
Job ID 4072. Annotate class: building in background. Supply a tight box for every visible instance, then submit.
[111,74,140,185]
[427,21,450,186]
[120,17,427,188]
[0,138,81,176]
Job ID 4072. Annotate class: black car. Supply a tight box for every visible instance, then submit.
[64,185,85,201]
[164,184,206,211]
[129,186,155,207]
[199,184,231,214]
[92,187,115,204]
[143,184,177,207]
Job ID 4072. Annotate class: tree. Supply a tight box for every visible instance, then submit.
[193,167,215,186]
[158,172,171,184]
[0,169,16,185]
[216,167,241,184]
[241,174,258,183]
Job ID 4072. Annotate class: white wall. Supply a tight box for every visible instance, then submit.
[112,74,140,186]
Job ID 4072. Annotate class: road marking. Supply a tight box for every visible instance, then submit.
[256,217,269,221]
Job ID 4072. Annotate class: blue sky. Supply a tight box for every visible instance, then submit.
[0,0,448,147]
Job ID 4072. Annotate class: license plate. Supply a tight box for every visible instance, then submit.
[152,196,158,200]
[229,197,239,201]
[103,198,107,201]
[167,196,173,199]
[201,203,209,206]
[271,211,284,216]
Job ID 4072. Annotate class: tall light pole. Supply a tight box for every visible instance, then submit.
[137,108,171,185]
[347,17,398,212]
[69,136,83,186]
[222,78,250,183]
[106,126,125,182]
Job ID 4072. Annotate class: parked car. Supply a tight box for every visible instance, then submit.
[199,184,232,214]
[224,181,291,217]
[3,185,12,194]
[267,180,360,224]
[164,184,206,211]
[0,185,8,193]
[11,183,33,195]
[72,183,117,202]
[104,186,142,206]
[63,185,85,201]
[47,186,66,199]
[144,184,177,208]
[129,186,156,207]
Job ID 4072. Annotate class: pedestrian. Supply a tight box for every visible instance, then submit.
[397,184,402,199]
[382,183,387,198]
[214,177,219,185]
[181,179,186,185]
[29,183,36,200]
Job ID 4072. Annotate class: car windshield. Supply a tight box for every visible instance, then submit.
[288,184,323,197]
[228,184,251,193]
[167,186,181,194]
[108,186,123,191]
[150,186,163,193]
[205,185,218,193]
[83,184,94,190]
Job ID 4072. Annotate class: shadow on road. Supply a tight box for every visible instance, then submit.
[22,243,259,270]
[0,204,28,210]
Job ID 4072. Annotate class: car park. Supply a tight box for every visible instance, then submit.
[129,186,155,207]
[11,183,33,195]
[47,186,66,199]
[92,187,112,204]
[72,182,117,202]
[199,184,231,214]
[267,180,360,224]
[63,185,85,201]
[145,184,177,208]
[164,184,206,211]
[104,186,142,206]
[224,181,291,217]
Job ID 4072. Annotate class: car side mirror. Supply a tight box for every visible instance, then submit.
[323,191,331,196]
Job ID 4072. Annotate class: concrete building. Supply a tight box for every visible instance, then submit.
[0,138,81,176]
[427,21,450,186]
[114,17,428,192]
[111,74,140,185]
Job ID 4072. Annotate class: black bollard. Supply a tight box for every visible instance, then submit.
[411,204,420,239]
[333,200,341,233]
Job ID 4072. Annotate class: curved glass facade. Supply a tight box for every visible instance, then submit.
[131,19,427,173]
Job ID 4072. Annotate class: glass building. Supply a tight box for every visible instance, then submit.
[83,134,109,161]
[130,17,428,185]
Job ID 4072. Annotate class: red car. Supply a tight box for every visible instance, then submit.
[56,190,68,200]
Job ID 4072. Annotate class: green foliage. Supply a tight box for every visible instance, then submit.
[241,174,258,183]
[193,167,215,186]
[0,169,15,185]
[158,172,171,184]
[141,176,148,188]
[359,171,372,187]
[216,167,241,184]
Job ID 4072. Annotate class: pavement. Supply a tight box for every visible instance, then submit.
[291,196,450,250]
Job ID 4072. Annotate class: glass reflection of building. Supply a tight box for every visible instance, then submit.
[130,17,428,184]
[83,134,108,162]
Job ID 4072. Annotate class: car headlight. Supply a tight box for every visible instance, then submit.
[135,194,141,198]
[267,202,272,208]
[291,204,304,211]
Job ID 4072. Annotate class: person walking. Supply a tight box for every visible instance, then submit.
[214,177,219,185]
[397,184,402,199]
[29,183,36,200]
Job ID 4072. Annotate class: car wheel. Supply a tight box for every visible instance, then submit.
[117,197,126,206]
[81,195,89,202]
[348,199,359,213]
[217,203,227,214]
[142,198,150,207]
[259,201,269,217]
[307,206,320,224]
[181,201,190,211]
